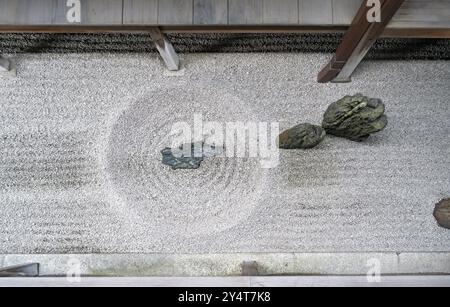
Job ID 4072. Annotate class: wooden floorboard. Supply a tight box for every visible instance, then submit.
[123,0,158,25]
[194,0,228,25]
[0,0,54,25]
[0,0,448,29]
[0,25,449,38]
[262,0,299,25]
[158,0,194,25]
[332,0,363,25]
[300,0,333,25]
[228,0,264,25]
[391,0,450,28]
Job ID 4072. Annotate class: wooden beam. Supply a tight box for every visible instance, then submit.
[149,27,180,71]
[382,27,450,38]
[0,25,448,38]
[318,0,406,83]
[0,263,40,277]
[0,25,347,33]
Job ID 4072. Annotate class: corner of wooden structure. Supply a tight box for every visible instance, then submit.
[318,0,407,83]
[148,27,180,72]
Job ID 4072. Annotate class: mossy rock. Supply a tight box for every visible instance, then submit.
[322,94,388,142]
[278,123,326,149]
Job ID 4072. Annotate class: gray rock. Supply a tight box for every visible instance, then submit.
[161,142,222,170]
[322,94,388,142]
[434,199,450,229]
[278,123,326,149]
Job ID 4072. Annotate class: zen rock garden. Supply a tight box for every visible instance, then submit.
[278,94,388,149]
[162,94,389,169]
[160,94,450,232]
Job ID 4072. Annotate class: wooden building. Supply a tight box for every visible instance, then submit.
[0,0,449,81]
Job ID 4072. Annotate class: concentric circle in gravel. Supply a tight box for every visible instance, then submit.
[106,86,269,237]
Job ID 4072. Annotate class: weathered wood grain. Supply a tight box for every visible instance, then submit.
[123,0,158,25]
[0,0,54,25]
[333,0,363,25]
[263,0,299,24]
[300,0,333,25]
[391,0,450,28]
[53,0,123,25]
[194,0,228,25]
[158,0,194,25]
[229,0,263,24]
[320,0,407,83]
[0,0,449,28]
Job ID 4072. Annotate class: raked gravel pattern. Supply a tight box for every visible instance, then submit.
[0,53,449,253]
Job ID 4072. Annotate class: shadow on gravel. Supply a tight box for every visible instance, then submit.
[0,33,449,60]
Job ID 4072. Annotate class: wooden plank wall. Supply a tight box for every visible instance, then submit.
[194,0,228,25]
[123,0,158,25]
[0,0,448,28]
[158,0,194,25]
[0,0,54,25]
[228,0,264,24]
[300,0,333,25]
[333,0,362,25]
[53,0,123,25]
[391,0,450,28]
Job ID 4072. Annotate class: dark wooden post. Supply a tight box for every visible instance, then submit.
[318,0,406,83]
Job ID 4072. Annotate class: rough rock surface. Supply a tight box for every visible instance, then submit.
[161,142,222,170]
[434,199,450,229]
[278,123,326,149]
[322,94,388,141]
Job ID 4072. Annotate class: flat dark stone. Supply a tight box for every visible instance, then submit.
[322,94,388,142]
[161,142,222,170]
[434,199,450,229]
[278,123,326,149]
